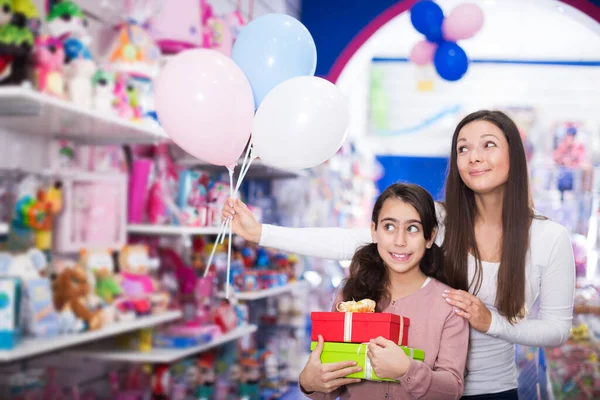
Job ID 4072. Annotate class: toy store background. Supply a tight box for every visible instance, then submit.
[0,0,598,399]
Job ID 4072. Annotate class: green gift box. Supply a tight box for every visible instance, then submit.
[310,341,425,382]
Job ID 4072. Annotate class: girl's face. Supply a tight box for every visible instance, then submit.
[456,120,510,195]
[371,198,435,277]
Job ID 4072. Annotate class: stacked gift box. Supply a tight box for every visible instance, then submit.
[310,300,425,382]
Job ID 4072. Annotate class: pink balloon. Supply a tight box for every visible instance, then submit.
[154,49,254,166]
[442,3,484,41]
[410,40,437,66]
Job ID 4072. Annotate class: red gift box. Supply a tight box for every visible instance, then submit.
[311,312,410,346]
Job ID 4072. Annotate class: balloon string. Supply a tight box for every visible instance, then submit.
[225,167,234,299]
[235,155,254,195]
[203,219,227,277]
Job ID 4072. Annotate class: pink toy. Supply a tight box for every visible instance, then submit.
[149,0,205,54]
[129,159,154,223]
[158,247,196,295]
[33,35,66,98]
[113,73,138,119]
[54,173,128,256]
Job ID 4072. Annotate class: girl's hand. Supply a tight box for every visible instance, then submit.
[443,289,492,332]
[299,335,362,393]
[221,198,262,243]
[367,337,410,380]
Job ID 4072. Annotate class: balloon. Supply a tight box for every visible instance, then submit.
[442,3,484,41]
[232,13,317,107]
[410,40,438,66]
[252,76,349,171]
[434,42,469,81]
[410,1,445,42]
[154,49,254,166]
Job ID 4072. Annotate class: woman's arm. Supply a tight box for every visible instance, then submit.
[486,226,575,347]
[224,198,371,261]
[260,224,371,261]
[396,311,469,399]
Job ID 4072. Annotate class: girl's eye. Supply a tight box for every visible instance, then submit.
[384,223,395,232]
[407,225,419,233]
[457,146,468,153]
[485,141,497,148]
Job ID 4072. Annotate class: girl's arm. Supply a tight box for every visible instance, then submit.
[260,224,371,261]
[486,226,575,347]
[396,311,469,399]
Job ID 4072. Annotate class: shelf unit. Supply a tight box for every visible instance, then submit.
[69,324,258,364]
[0,311,182,363]
[0,85,167,144]
[177,157,308,179]
[127,224,222,236]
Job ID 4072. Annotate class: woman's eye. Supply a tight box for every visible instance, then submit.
[485,141,497,148]
[407,225,419,233]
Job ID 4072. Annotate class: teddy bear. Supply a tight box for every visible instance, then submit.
[52,263,102,330]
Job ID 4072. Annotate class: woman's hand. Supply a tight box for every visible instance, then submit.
[221,198,262,243]
[299,335,362,394]
[443,289,492,332]
[367,337,410,380]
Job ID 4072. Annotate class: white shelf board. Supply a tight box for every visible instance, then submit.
[0,310,182,363]
[0,223,8,235]
[177,157,307,179]
[69,324,258,363]
[217,280,308,301]
[0,85,168,144]
[128,224,222,236]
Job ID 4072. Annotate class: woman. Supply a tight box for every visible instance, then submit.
[223,110,575,399]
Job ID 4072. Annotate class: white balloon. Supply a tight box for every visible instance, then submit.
[251,76,350,170]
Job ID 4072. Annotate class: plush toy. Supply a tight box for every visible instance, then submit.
[66,57,96,108]
[52,263,102,330]
[113,72,141,120]
[91,69,115,113]
[118,244,169,315]
[0,0,38,85]
[80,248,121,303]
[33,34,66,97]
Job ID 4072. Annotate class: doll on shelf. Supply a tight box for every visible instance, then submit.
[117,244,170,315]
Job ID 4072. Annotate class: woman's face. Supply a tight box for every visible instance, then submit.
[456,120,510,195]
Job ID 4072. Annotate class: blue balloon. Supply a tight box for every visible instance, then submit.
[232,13,317,108]
[410,1,445,41]
[434,42,469,81]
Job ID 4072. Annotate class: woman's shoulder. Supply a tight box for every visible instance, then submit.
[530,214,570,243]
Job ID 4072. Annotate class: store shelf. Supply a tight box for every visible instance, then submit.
[69,324,258,363]
[0,223,8,235]
[0,310,182,363]
[177,157,308,179]
[217,280,308,301]
[127,224,222,236]
[0,85,168,144]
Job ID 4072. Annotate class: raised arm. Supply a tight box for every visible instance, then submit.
[223,199,371,260]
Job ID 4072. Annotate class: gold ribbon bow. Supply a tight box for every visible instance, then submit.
[336,299,376,313]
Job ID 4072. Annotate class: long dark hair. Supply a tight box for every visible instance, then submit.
[443,110,535,323]
[342,183,445,311]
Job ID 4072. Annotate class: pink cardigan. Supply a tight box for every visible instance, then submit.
[302,279,469,399]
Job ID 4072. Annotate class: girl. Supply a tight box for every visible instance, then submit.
[223,110,575,400]
[231,183,469,399]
